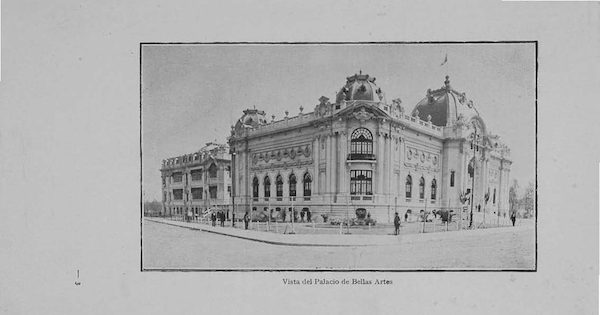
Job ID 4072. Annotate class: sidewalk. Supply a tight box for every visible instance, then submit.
[145,217,534,247]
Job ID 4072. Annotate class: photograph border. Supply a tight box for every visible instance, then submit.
[139,41,538,273]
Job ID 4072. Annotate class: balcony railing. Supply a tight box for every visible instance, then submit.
[347,153,376,161]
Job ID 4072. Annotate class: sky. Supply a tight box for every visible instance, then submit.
[142,43,536,201]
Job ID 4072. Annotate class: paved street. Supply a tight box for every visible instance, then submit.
[142,220,535,270]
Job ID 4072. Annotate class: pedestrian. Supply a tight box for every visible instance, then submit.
[404,211,409,222]
[244,211,250,230]
[394,212,401,235]
[307,210,311,223]
[510,211,516,226]
[211,212,216,227]
[186,210,192,222]
[300,210,305,222]
[219,211,225,227]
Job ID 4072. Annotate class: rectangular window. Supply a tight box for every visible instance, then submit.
[191,169,202,181]
[191,187,203,200]
[450,171,455,187]
[173,172,183,183]
[350,170,373,195]
[173,189,183,200]
[227,186,231,197]
[209,186,217,199]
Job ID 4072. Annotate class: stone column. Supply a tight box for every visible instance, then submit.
[326,134,333,196]
[312,136,319,198]
[377,132,384,196]
[340,131,348,195]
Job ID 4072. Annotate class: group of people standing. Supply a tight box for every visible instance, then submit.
[210,211,226,227]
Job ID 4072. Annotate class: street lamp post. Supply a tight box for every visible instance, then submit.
[469,127,481,229]
[231,151,236,227]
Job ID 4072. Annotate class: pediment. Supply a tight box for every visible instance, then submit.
[335,102,391,122]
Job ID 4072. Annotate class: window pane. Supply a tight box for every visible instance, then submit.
[191,188,203,199]
[209,186,217,199]
[173,189,183,200]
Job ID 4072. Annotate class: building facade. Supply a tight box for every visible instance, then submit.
[160,142,232,218]
[228,73,512,223]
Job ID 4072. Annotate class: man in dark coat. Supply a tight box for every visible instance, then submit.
[219,211,225,227]
[243,212,250,230]
[394,212,401,235]
[510,211,517,226]
[211,212,216,227]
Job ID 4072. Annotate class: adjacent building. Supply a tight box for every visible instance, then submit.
[227,72,512,223]
[160,142,232,218]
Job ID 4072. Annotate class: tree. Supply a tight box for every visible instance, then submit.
[521,181,535,218]
[144,200,162,215]
[509,179,520,214]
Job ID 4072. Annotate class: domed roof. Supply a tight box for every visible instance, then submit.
[335,71,385,103]
[411,76,480,127]
[238,108,268,128]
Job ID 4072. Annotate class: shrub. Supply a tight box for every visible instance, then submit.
[363,217,377,226]
[252,212,269,222]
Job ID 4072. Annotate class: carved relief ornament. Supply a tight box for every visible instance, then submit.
[352,107,375,123]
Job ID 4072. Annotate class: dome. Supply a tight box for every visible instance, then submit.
[411,76,480,127]
[238,108,267,128]
[335,71,385,103]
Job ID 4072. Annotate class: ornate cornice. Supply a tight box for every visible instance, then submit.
[250,158,314,171]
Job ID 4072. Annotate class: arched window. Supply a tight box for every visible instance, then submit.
[303,173,312,196]
[350,128,374,160]
[289,173,297,197]
[208,163,218,178]
[405,175,412,198]
[252,177,259,198]
[276,175,284,197]
[264,176,271,198]
[419,177,425,199]
[431,179,437,200]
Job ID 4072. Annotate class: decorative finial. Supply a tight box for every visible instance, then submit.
[427,114,432,122]
[444,75,450,87]
[319,96,329,105]
[285,110,289,117]
[359,69,362,75]
[271,114,275,121]
[299,106,304,113]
